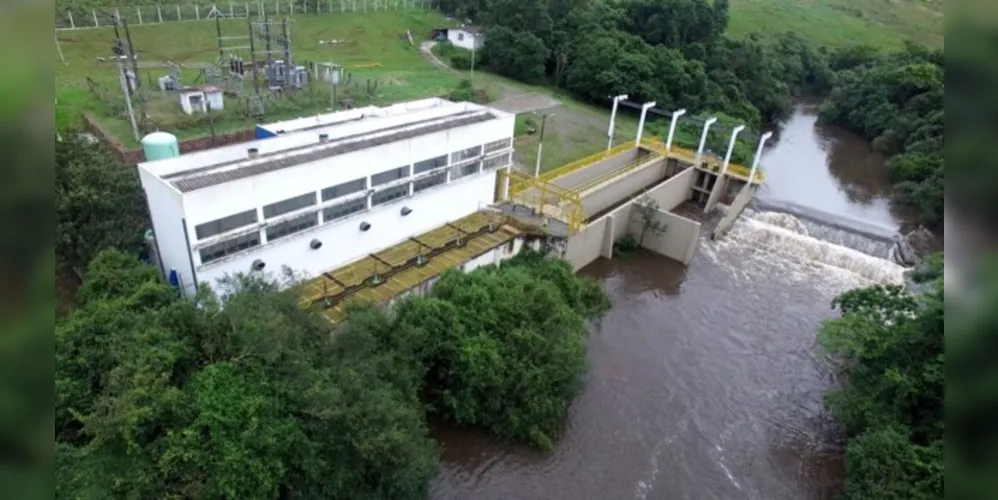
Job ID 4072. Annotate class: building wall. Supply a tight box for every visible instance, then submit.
[181,115,513,226]
[143,102,502,179]
[138,168,198,297]
[448,29,483,50]
[194,172,498,291]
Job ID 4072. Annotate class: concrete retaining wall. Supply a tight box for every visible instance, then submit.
[628,208,700,265]
[563,167,699,270]
[643,167,695,211]
[564,217,609,271]
[580,158,666,218]
[552,148,641,190]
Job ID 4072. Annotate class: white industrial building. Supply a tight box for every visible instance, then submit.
[137,98,515,297]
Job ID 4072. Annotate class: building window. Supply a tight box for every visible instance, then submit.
[194,209,258,240]
[322,197,367,224]
[413,171,447,193]
[413,155,448,175]
[484,138,512,154]
[457,33,464,41]
[371,184,410,206]
[199,232,261,264]
[321,178,366,202]
[266,212,318,242]
[451,145,482,163]
[483,152,512,171]
[263,192,317,219]
[372,166,409,187]
[450,161,481,181]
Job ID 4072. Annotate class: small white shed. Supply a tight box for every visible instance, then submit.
[447,26,484,51]
[178,86,225,115]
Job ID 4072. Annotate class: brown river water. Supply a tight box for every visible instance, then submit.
[429,103,910,499]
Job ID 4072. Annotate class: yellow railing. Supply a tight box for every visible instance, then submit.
[640,137,766,184]
[572,151,665,194]
[537,141,637,183]
[499,169,585,234]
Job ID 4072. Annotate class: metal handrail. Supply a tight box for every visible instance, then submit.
[538,141,636,183]
[572,152,664,195]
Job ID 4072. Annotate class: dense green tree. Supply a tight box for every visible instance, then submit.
[390,250,610,450]
[57,248,611,496]
[481,26,550,82]
[623,0,724,48]
[466,0,831,131]
[818,261,944,499]
[819,45,944,227]
[56,133,150,272]
[56,251,439,499]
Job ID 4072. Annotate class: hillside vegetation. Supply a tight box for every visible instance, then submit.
[56,247,609,497]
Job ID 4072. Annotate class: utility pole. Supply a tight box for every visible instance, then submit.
[121,19,141,90]
[216,15,225,58]
[534,112,553,177]
[117,59,140,142]
[470,35,476,81]
[282,17,290,66]
[248,17,260,95]
[55,35,66,64]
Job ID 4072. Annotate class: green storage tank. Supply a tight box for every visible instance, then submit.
[141,131,180,161]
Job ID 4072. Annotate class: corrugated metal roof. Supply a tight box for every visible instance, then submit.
[170,112,496,192]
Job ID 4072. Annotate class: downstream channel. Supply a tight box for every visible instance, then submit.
[429,103,910,499]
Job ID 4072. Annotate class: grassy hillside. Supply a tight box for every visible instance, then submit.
[727,0,944,49]
[56,10,461,145]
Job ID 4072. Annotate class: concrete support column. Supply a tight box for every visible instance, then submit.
[748,131,773,184]
[665,108,686,153]
[606,94,629,152]
[503,164,512,200]
[600,214,616,259]
[719,125,746,177]
[694,116,717,167]
[635,101,656,145]
[704,124,745,213]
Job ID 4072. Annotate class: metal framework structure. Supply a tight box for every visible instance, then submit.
[498,169,586,234]
[299,210,512,322]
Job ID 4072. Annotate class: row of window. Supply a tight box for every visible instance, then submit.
[194,142,512,241]
[195,143,514,264]
[199,197,363,264]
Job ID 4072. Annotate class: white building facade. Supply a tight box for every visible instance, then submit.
[447,27,484,51]
[138,99,515,297]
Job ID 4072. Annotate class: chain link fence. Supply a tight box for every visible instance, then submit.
[56,0,440,30]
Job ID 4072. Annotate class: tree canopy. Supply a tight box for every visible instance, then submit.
[56,133,150,271]
[819,43,944,229]
[818,256,944,499]
[56,248,610,497]
[446,0,830,131]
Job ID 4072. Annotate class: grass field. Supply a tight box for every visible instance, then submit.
[55,10,464,146]
[727,0,944,49]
